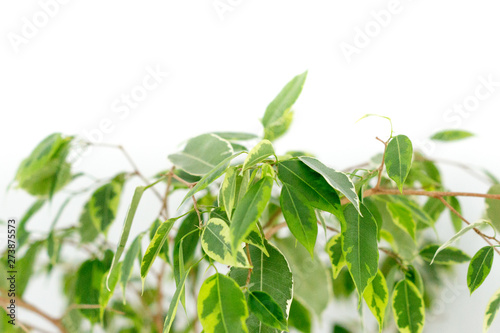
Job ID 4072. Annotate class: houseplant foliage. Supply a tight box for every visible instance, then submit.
[2,72,500,333]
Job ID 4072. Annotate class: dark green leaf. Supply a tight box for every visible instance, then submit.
[385,135,413,193]
[467,246,495,294]
[419,244,470,265]
[280,184,318,256]
[248,291,288,331]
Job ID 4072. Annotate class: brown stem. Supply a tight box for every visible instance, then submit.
[263,208,282,229]
[0,295,67,333]
[340,187,500,205]
[437,197,500,255]
[88,142,165,215]
[374,137,389,190]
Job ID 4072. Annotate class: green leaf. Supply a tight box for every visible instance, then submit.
[430,130,474,141]
[163,265,196,333]
[299,157,360,214]
[100,262,122,321]
[486,184,500,233]
[386,202,416,240]
[288,298,311,333]
[275,237,329,316]
[14,133,73,197]
[173,212,200,284]
[181,152,243,206]
[212,132,258,141]
[467,246,495,294]
[243,140,276,171]
[363,270,389,333]
[75,259,107,323]
[280,184,318,256]
[149,218,170,264]
[120,233,144,303]
[230,177,273,255]
[17,199,45,247]
[326,233,346,279]
[16,241,42,297]
[392,279,425,333]
[201,218,250,268]
[343,204,379,298]
[230,241,293,333]
[447,196,463,233]
[430,220,493,264]
[277,159,341,215]
[141,216,185,286]
[220,167,244,221]
[107,179,163,290]
[248,291,288,331]
[419,244,470,265]
[168,133,234,176]
[197,273,249,333]
[385,135,413,193]
[484,287,500,332]
[81,173,125,234]
[262,71,307,141]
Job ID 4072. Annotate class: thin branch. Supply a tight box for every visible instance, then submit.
[374,137,389,190]
[0,295,67,333]
[437,197,500,255]
[340,187,500,205]
[87,142,165,213]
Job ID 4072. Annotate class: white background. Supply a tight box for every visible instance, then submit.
[1,0,500,332]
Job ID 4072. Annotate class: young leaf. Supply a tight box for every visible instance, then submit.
[277,159,341,215]
[230,177,273,255]
[201,218,250,268]
[230,241,293,332]
[392,279,425,333]
[326,233,346,279]
[220,167,240,220]
[385,135,413,193]
[141,216,185,286]
[467,246,495,294]
[242,140,275,171]
[343,204,379,298]
[180,152,243,206]
[386,202,416,240]
[288,298,312,333]
[168,133,233,176]
[197,273,249,333]
[120,233,144,303]
[100,262,122,321]
[299,157,360,214]
[163,265,195,333]
[363,270,389,333]
[430,130,474,141]
[262,71,307,141]
[280,184,318,256]
[248,291,288,331]
[484,288,500,333]
[486,184,500,233]
[419,244,470,265]
[430,220,493,264]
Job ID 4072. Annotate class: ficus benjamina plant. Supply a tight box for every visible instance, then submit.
[2,71,500,333]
